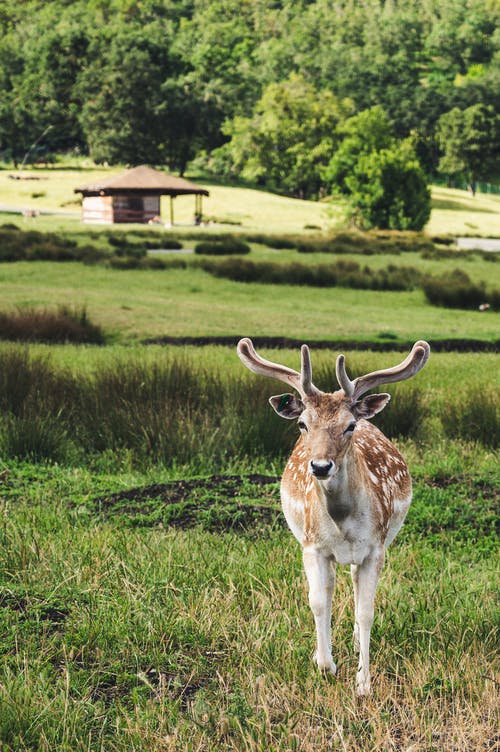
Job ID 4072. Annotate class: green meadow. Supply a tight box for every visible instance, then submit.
[0,259,499,343]
[0,169,499,750]
[1,165,500,235]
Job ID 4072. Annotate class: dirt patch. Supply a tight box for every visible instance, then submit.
[92,474,282,533]
[0,592,69,631]
[91,473,498,544]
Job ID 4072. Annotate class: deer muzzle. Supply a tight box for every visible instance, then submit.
[309,459,336,478]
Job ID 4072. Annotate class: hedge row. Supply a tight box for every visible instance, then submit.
[295,231,436,256]
[198,257,422,291]
[421,270,500,310]
[194,239,250,255]
[0,226,183,264]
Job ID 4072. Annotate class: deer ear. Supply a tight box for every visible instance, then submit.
[269,393,305,419]
[352,393,391,420]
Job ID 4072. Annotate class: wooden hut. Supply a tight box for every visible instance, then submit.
[74,165,209,225]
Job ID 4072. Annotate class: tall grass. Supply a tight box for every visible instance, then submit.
[0,306,105,344]
[0,346,497,469]
[439,388,499,448]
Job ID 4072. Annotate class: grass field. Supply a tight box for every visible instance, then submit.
[0,443,497,751]
[1,165,500,236]
[0,165,499,750]
[0,261,499,344]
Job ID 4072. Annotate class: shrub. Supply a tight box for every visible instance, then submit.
[421,270,498,310]
[0,306,105,344]
[296,230,434,255]
[244,234,297,249]
[430,235,455,246]
[0,227,107,263]
[420,248,458,260]
[194,239,250,255]
[198,257,421,291]
[108,255,142,269]
[107,241,146,259]
[144,238,183,250]
[140,256,167,270]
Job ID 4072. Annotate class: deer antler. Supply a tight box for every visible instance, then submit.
[237,338,320,398]
[336,341,430,401]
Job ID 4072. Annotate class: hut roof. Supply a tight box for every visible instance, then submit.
[75,165,209,196]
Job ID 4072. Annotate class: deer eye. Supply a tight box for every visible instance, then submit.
[297,420,308,432]
[344,421,356,434]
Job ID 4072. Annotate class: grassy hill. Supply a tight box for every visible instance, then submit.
[1,166,500,236]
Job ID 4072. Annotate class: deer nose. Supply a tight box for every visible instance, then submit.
[309,459,335,478]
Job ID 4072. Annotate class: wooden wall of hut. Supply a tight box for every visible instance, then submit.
[81,194,160,224]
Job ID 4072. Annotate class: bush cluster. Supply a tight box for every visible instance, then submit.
[0,226,187,268]
[296,231,435,256]
[107,234,183,253]
[0,306,104,344]
[144,238,183,250]
[108,256,187,270]
[194,239,251,255]
[0,347,496,467]
[0,226,80,261]
[198,257,421,291]
[0,227,105,263]
[422,270,500,310]
[244,233,297,249]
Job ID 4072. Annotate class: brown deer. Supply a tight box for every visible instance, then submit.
[237,338,430,695]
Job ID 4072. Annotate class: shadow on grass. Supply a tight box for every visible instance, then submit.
[432,198,496,213]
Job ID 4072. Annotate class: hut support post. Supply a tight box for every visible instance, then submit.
[194,194,203,224]
[169,196,175,226]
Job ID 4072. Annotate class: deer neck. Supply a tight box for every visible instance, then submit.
[313,444,359,525]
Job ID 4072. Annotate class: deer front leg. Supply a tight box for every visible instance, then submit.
[302,547,336,674]
[351,563,360,653]
[351,548,385,696]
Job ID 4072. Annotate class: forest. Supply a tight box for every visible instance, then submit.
[0,0,499,214]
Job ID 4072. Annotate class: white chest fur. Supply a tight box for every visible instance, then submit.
[281,486,375,566]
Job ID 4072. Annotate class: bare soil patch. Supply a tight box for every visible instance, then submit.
[92,474,282,532]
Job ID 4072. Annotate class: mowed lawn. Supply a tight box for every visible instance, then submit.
[1,165,500,235]
[0,260,498,343]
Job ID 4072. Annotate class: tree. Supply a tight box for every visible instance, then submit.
[218,74,353,198]
[77,22,208,173]
[345,143,431,231]
[323,106,394,193]
[0,5,90,163]
[437,104,500,193]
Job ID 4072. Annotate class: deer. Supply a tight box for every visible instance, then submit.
[237,338,430,696]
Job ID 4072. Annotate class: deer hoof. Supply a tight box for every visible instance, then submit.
[314,652,336,675]
[356,675,371,696]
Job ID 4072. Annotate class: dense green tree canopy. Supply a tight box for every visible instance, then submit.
[323,106,393,194]
[345,144,431,230]
[0,0,497,205]
[76,22,206,172]
[437,104,500,193]
[217,75,353,197]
